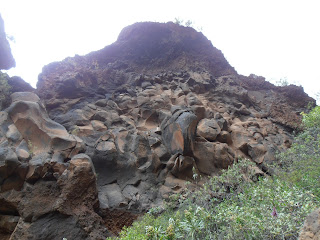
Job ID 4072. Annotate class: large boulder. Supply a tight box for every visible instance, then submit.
[7,92,84,158]
[196,118,221,141]
[6,154,109,240]
[161,109,198,155]
[193,141,235,175]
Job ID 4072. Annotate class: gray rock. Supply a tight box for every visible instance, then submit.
[96,141,117,154]
[99,183,126,208]
[11,92,40,103]
[122,185,139,199]
[15,140,30,161]
[0,215,20,234]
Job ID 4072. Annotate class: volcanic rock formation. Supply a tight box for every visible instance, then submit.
[0,14,15,70]
[0,22,316,239]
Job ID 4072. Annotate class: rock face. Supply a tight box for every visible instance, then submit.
[299,208,320,240]
[0,22,315,238]
[8,92,84,158]
[0,14,15,70]
[0,94,108,239]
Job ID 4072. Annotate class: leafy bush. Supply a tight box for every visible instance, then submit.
[301,106,320,128]
[0,71,11,110]
[111,159,319,239]
[274,108,320,200]
[173,18,202,31]
[275,77,289,86]
[212,178,317,239]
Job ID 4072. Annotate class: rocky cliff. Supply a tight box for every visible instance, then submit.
[0,22,316,239]
[0,14,15,70]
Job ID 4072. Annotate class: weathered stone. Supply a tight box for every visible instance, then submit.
[10,92,39,103]
[217,131,232,144]
[230,123,253,153]
[171,155,195,179]
[0,162,27,192]
[91,111,109,122]
[197,118,221,141]
[248,143,267,164]
[99,183,126,208]
[7,76,35,94]
[0,148,19,184]
[131,134,153,170]
[5,124,22,143]
[9,213,88,240]
[0,215,20,234]
[8,94,83,158]
[54,109,91,128]
[15,140,30,161]
[193,142,235,175]
[153,144,170,163]
[122,185,139,200]
[161,110,198,155]
[91,120,107,132]
[96,141,117,154]
[76,124,94,137]
[95,99,108,107]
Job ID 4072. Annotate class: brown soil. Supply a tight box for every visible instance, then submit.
[103,209,142,236]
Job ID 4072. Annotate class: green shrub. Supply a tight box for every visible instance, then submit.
[112,158,319,239]
[0,71,11,110]
[273,106,320,199]
[301,106,320,128]
[212,178,317,239]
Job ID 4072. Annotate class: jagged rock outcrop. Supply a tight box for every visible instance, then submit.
[36,22,235,101]
[8,76,35,93]
[0,14,15,70]
[0,22,316,238]
[0,93,109,239]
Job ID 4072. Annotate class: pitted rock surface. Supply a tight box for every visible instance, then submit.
[0,22,316,239]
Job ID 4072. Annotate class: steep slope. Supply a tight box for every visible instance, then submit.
[0,22,315,238]
[0,14,15,70]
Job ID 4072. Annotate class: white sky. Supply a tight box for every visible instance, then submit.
[1,0,320,100]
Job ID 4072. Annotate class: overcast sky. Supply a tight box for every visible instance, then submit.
[1,0,320,100]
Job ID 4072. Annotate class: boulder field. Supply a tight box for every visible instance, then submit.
[0,22,316,239]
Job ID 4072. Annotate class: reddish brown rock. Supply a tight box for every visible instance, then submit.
[193,141,235,175]
[161,109,198,155]
[171,155,195,179]
[197,118,221,141]
[299,208,320,240]
[8,154,109,240]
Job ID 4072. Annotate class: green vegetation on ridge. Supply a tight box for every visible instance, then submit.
[110,105,320,240]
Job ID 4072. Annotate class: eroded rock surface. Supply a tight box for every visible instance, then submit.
[0,94,108,239]
[0,22,315,239]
